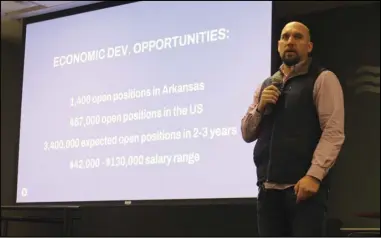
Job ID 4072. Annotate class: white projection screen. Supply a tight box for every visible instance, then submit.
[16,1,273,204]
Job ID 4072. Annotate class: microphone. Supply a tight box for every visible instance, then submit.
[264,75,284,115]
[271,75,284,90]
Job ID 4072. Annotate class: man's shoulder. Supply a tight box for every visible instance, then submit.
[258,77,272,93]
[262,76,272,84]
[311,61,338,79]
[314,69,342,92]
[315,69,340,82]
[261,71,282,86]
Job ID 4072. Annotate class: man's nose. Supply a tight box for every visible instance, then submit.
[287,36,296,44]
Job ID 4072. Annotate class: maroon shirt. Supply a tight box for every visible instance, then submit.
[241,59,345,189]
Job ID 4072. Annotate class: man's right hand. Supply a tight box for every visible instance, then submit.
[257,85,281,112]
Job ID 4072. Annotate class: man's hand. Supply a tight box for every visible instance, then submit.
[257,85,281,112]
[294,176,320,203]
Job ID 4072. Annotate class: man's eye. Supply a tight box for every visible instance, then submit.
[294,34,303,39]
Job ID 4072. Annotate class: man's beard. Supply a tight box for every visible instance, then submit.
[281,51,300,67]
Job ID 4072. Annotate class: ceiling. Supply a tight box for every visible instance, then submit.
[1,1,378,21]
[274,1,377,17]
[1,1,102,20]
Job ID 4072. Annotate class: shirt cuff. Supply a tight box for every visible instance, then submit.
[306,164,327,182]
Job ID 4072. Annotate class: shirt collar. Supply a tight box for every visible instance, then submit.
[279,57,312,78]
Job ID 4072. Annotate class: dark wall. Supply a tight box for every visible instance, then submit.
[1,20,23,206]
[1,2,380,236]
[277,2,380,228]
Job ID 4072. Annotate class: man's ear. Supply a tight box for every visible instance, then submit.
[308,41,313,54]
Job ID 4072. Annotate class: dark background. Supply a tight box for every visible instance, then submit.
[1,1,380,236]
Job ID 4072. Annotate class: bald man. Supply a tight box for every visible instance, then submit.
[241,22,345,236]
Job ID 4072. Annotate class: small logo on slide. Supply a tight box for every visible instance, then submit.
[21,188,28,197]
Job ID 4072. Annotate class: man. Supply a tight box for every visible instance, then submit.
[241,21,345,236]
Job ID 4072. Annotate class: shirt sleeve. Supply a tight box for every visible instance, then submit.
[307,71,346,181]
[241,84,263,143]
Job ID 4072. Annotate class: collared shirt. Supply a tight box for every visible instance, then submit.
[241,58,345,189]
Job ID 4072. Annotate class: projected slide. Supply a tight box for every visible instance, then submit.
[17,1,272,203]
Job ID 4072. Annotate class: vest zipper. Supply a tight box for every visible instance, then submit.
[265,81,284,183]
[266,123,276,182]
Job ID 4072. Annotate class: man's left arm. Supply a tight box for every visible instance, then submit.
[307,70,346,181]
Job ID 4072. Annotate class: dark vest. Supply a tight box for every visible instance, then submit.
[254,62,327,186]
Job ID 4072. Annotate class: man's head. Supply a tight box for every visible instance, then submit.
[278,21,313,67]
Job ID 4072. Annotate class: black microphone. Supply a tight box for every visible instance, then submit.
[264,76,284,115]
